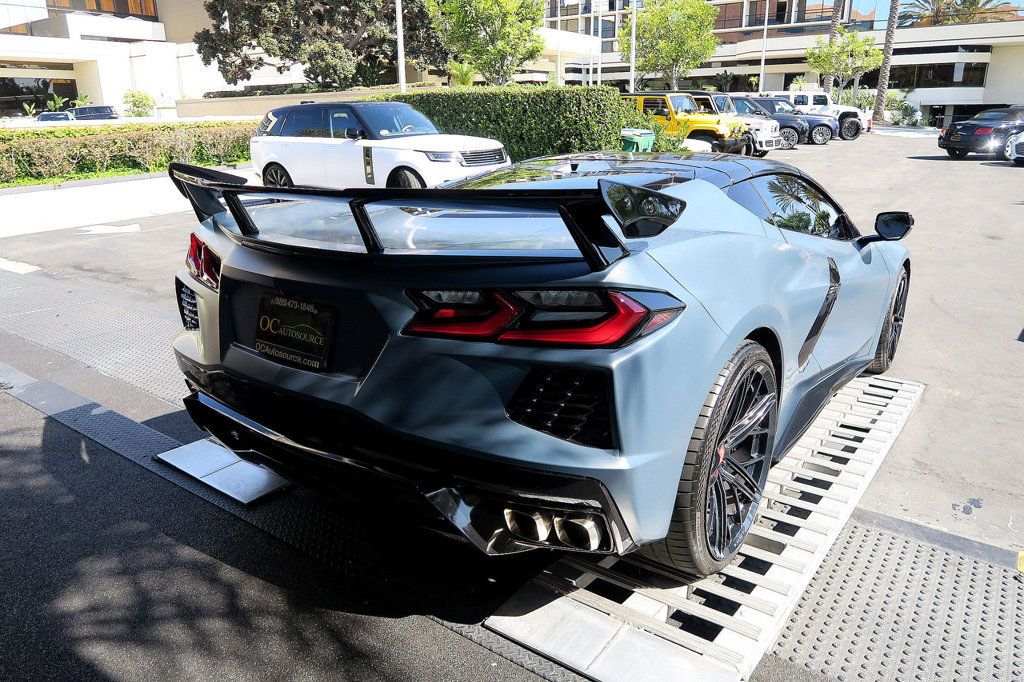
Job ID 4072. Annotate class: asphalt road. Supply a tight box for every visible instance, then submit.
[0,133,1021,681]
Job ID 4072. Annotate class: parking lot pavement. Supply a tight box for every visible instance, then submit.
[0,133,1021,681]
[770,134,1024,551]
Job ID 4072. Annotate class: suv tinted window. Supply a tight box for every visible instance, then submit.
[326,108,365,138]
[733,98,758,115]
[256,110,281,136]
[280,108,328,137]
[749,174,844,239]
[793,95,808,106]
[713,95,735,113]
[813,95,829,106]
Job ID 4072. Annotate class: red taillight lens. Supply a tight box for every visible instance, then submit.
[975,126,994,135]
[186,233,221,291]
[404,289,683,348]
[940,127,947,136]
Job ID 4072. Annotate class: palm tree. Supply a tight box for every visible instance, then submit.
[898,0,955,25]
[953,0,1005,22]
[873,0,901,124]
[823,0,846,94]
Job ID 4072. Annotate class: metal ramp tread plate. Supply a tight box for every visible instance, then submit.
[484,375,925,681]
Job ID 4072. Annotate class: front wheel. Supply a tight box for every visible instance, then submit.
[640,341,778,576]
[946,148,968,159]
[864,268,909,374]
[840,118,862,140]
[387,168,425,189]
[779,128,800,149]
[810,125,832,145]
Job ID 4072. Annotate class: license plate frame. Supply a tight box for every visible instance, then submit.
[254,294,334,371]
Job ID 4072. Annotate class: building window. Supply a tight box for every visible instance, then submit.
[887,62,987,88]
[715,2,744,29]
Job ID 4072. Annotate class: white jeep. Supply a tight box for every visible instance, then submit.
[686,91,785,156]
[758,90,871,140]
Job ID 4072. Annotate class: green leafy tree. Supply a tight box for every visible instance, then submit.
[426,0,544,85]
[71,94,91,107]
[195,0,450,88]
[714,69,735,92]
[620,0,719,90]
[447,61,478,86]
[805,27,883,103]
[46,94,67,111]
[123,90,155,117]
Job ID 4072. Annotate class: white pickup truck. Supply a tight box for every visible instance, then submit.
[758,90,871,140]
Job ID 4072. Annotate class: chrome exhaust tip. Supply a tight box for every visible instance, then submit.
[554,514,602,551]
[503,508,552,543]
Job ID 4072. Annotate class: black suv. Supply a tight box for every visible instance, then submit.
[70,105,119,120]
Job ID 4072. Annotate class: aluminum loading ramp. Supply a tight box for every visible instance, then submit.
[485,375,925,681]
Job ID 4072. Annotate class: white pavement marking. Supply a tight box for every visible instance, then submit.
[78,223,141,234]
[0,257,40,273]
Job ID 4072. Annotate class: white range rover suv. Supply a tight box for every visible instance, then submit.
[250,101,510,189]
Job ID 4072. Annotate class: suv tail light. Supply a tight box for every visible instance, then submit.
[405,289,683,348]
[186,233,222,291]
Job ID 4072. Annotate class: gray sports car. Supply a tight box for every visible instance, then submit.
[169,152,911,576]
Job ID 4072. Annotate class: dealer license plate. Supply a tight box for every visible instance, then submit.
[254,294,334,371]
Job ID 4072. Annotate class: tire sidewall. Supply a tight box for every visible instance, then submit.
[811,125,831,144]
[840,118,862,140]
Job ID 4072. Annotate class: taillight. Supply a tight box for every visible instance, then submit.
[186,233,222,291]
[940,127,947,136]
[975,127,994,135]
[404,289,684,348]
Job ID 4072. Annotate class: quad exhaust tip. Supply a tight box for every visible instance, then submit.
[503,508,603,551]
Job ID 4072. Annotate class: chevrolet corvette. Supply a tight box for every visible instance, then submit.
[169,153,911,576]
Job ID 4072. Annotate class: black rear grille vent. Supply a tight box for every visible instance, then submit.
[177,280,200,330]
[507,368,614,448]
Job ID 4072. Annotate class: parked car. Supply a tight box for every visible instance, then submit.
[938,107,1024,159]
[37,111,75,122]
[70,105,119,120]
[621,93,749,153]
[752,97,840,145]
[1005,130,1024,165]
[759,90,870,140]
[729,95,808,149]
[683,91,785,156]
[249,101,509,189]
[168,152,912,577]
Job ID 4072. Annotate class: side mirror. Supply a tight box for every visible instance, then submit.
[874,211,914,240]
[344,127,363,140]
[656,108,670,117]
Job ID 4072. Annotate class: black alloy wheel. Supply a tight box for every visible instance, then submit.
[865,268,909,374]
[640,341,778,576]
[704,362,776,561]
[840,118,862,140]
[263,164,293,187]
[389,168,425,189]
[810,125,832,145]
[779,128,799,149]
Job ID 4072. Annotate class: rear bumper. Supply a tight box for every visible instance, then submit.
[938,136,1003,152]
[178,361,635,555]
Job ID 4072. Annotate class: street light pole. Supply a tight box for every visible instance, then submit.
[757,0,769,91]
[629,0,637,91]
[396,0,407,93]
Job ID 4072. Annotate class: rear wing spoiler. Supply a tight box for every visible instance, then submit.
[169,163,681,272]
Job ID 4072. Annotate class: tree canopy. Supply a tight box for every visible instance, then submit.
[805,26,883,95]
[195,0,450,88]
[426,0,545,85]
[621,0,718,90]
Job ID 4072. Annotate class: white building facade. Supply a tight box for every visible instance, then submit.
[547,0,1024,124]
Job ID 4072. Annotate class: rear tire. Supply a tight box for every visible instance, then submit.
[640,341,778,577]
[262,163,293,187]
[840,118,862,140]
[387,167,425,189]
[946,149,968,159]
[810,125,832,145]
[864,268,909,374]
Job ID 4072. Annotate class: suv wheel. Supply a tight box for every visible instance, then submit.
[810,125,832,145]
[840,118,862,140]
[639,341,778,577]
[388,168,425,188]
[779,128,799,149]
[263,164,293,187]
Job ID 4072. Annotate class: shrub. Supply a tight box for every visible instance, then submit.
[0,122,256,185]
[123,90,156,117]
[368,85,625,160]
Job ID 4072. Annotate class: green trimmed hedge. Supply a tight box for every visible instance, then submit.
[368,86,626,161]
[0,122,255,185]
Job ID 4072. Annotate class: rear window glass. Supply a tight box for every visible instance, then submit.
[235,194,578,254]
[974,110,1015,121]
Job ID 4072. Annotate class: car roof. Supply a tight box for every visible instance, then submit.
[493,152,802,189]
[270,101,412,114]
[625,91,716,97]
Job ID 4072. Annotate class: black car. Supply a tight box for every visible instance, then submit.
[938,108,1024,159]
[752,97,840,146]
[70,105,119,120]
[731,95,808,149]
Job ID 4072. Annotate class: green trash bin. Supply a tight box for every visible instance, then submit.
[621,128,655,152]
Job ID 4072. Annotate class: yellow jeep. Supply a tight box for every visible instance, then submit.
[622,93,749,153]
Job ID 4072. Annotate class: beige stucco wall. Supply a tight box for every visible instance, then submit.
[983,45,1024,104]
[158,0,211,44]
